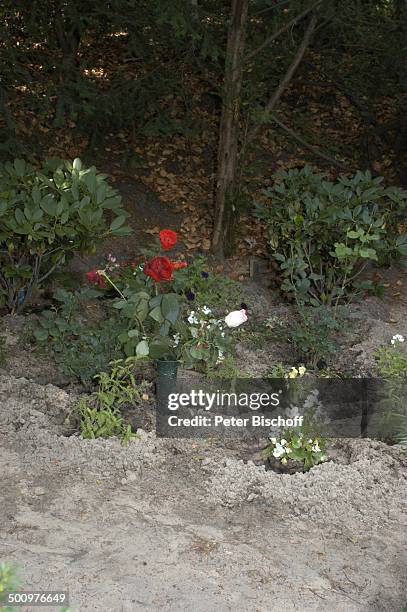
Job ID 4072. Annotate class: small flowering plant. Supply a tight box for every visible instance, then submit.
[375,334,407,380]
[177,305,234,371]
[374,334,407,443]
[85,229,248,367]
[85,229,187,360]
[263,388,328,472]
[263,432,327,472]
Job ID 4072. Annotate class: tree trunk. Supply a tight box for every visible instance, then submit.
[211,0,248,258]
[54,12,81,126]
[247,12,318,145]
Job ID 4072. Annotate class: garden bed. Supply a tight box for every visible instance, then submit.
[0,168,406,608]
[0,371,406,611]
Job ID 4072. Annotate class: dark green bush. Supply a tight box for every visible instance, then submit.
[255,166,407,305]
[0,158,131,313]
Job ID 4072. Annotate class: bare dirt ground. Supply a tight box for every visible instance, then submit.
[1,181,406,612]
[0,372,406,612]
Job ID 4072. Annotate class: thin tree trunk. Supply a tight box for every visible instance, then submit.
[271,115,351,170]
[247,12,318,145]
[211,0,249,258]
[54,12,81,126]
[246,0,322,63]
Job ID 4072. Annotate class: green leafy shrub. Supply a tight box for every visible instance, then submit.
[0,157,131,313]
[255,166,407,305]
[76,358,150,443]
[32,288,126,383]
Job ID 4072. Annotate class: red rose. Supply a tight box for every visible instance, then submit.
[86,269,106,288]
[143,256,173,281]
[159,229,177,250]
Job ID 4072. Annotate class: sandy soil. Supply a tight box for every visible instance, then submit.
[0,374,406,612]
[0,180,406,611]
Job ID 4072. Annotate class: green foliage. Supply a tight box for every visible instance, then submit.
[374,337,407,444]
[288,306,340,369]
[0,158,131,313]
[375,341,407,380]
[255,167,407,305]
[110,265,183,360]
[266,362,290,378]
[0,561,19,612]
[97,258,243,366]
[32,288,126,383]
[214,355,240,379]
[178,305,234,372]
[76,357,149,443]
[172,257,244,311]
[0,0,224,148]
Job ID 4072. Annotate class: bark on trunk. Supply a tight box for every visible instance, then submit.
[211,0,248,258]
[54,13,81,126]
[247,12,318,145]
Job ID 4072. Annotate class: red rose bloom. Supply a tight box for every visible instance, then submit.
[86,269,106,288]
[143,256,173,281]
[159,229,177,250]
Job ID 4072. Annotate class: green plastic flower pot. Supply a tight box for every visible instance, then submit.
[156,360,179,411]
[155,359,179,380]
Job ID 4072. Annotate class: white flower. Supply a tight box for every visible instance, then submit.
[173,333,181,347]
[187,311,199,324]
[201,305,212,315]
[269,437,277,444]
[221,332,225,337]
[280,439,287,446]
[272,443,286,458]
[281,457,287,465]
[391,334,405,345]
[298,366,306,376]
[225,309,248,328]
[308,439,313,444]
[312,442,321,453]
